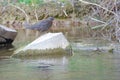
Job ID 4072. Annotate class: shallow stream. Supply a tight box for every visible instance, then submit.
[0,30,120,80]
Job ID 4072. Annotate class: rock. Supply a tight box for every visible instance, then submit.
[12,32,71,57]
[0,25,17,46]
[112,43,120,54]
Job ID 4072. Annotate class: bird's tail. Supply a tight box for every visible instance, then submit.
[22,21,33,29]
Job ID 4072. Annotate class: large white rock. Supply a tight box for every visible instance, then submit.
[23,32,69,50]
[13,32,70,57]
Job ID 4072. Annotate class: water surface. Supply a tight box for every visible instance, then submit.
[0,50,120,80]
[0,30,120,80]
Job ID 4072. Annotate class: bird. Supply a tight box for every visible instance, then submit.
[23,17,54,32]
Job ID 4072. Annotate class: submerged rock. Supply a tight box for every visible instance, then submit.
[12,32,71,57]
[0,25,17,46]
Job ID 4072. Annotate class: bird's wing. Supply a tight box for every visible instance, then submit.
[24,17,53,32]
[31,19,52,30]
[30,20,46,28]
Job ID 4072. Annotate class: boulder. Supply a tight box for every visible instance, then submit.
[12,32,71,57]
[0,25,17,46]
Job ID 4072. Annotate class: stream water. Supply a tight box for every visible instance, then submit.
[0,30,120,80]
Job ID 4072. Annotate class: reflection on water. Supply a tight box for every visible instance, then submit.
[0,51,120,80]
[0,30,120,80]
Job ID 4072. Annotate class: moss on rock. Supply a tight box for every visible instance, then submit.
[12,45,72,58]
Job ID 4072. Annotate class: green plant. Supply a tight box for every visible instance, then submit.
[18,0,44,5]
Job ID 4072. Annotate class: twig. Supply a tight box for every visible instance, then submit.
[9,4,30,23]
[63,10,68,17]
[89,17,106,24]
[78,0,118,17]
[34,7,38,22]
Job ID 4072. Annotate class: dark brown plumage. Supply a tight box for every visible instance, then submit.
[23,17,54,32]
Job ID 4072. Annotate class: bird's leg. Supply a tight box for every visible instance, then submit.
[35,31,45,37]
[25,29,31,36]
[46,29,51,33]
[35,31,40,37]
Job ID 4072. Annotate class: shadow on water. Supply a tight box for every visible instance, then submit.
[0,44,14,59]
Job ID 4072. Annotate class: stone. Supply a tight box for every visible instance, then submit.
[0,25,17,46]
[12,32,71,57]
